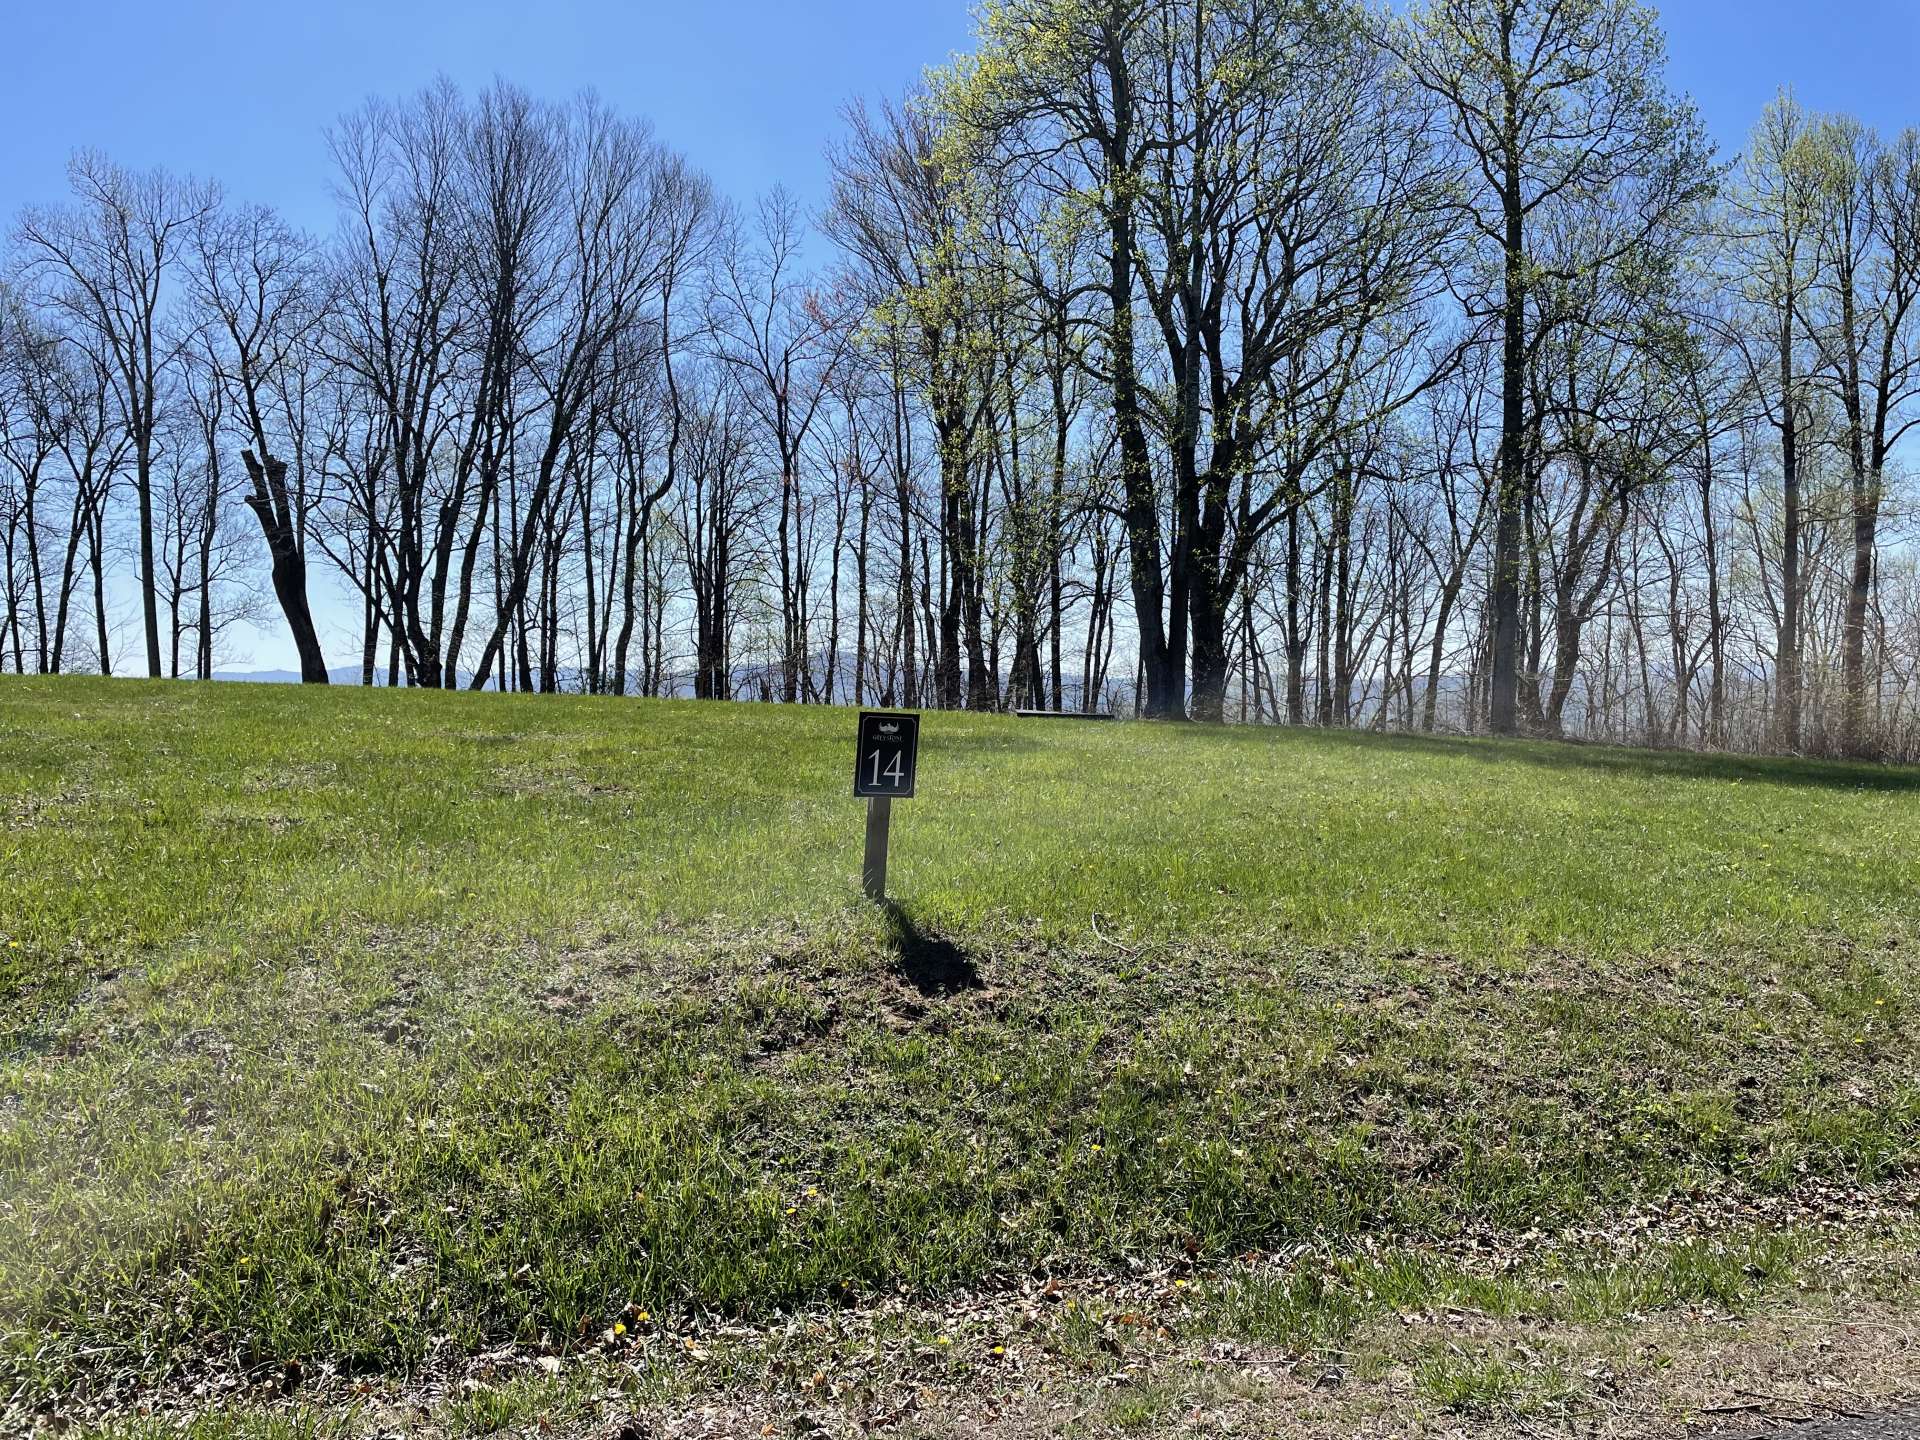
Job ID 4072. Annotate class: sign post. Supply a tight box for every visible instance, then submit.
[863,795,892,901]
[853,711,919,901]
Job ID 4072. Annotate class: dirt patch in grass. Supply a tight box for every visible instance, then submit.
[20,1221,1918,1439]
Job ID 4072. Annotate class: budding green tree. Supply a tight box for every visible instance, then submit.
[1387,0,1715,735]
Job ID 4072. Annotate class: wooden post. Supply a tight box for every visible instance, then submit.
[863,795,891,901]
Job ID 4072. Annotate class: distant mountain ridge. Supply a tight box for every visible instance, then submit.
[213,668,397,686]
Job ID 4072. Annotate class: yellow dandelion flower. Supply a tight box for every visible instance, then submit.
[936,1335,952,1346]
[613,1322,626,1336]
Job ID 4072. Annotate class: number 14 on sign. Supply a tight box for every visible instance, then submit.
[866,748,906,790]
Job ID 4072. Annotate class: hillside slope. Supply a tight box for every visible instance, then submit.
[2,677,1918,1435]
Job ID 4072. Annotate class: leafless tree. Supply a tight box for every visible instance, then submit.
[13,152,218,676]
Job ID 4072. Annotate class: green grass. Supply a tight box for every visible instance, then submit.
[2,676,1918,1410]
[1413,1342,1580,1418]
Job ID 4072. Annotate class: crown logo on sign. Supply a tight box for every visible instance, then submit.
[878,722,899,734]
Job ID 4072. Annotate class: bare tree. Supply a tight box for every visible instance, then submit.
[13,153,218,677]
[187,203,331,681]
[709,189,848,704]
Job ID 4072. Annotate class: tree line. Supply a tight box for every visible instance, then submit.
[3,0,1919,757]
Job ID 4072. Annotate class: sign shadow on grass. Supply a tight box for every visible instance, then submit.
[879,900,984,998]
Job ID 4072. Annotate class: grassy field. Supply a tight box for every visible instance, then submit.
[3,676,1919,1436]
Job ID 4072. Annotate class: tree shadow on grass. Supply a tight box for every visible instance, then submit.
[879,900,984,997]
[1367,730,1920,794]
[1168,720,1920,795]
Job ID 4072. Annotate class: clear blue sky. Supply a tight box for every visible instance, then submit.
[8,2,1917,246]
[4,0,1917,670]
[3,1,974,241]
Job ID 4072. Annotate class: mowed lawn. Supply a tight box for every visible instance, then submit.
[2,677,1918,1417]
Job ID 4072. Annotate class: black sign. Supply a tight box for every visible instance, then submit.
[854,711,919,798]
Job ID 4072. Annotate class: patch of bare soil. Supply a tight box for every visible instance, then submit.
[24,1210,1917,1440]
[579,1298,1919,1440]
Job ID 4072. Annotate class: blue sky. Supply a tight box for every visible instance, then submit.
[3,1,974,241]
[9,2,1917,249]
[4,0,1918,669]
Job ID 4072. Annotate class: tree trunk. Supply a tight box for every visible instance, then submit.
[1488,95,1526,736]
[241,450,330,683]
[1776,304,1802,750]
